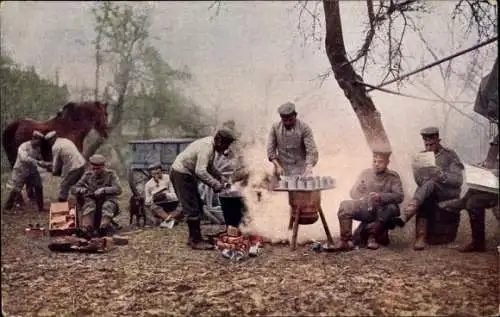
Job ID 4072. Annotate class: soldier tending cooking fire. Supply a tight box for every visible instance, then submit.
[267,102,319,178]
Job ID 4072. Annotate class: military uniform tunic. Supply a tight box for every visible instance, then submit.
[266,119,318,176]
[338,168,404,224]
[412,146,464,205]
[8,141,42,190]
[71,169,122,218]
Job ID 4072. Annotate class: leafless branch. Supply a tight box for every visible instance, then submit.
[452,0,498,41]
[208,1,223,21]
[295,0,323,49]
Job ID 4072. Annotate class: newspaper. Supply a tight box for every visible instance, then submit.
[464,163,499,194]
[411,152,436,169]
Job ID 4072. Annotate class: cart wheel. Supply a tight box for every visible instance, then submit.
[128,168,150,197]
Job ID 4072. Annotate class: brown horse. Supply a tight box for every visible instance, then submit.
[2,101,109,206]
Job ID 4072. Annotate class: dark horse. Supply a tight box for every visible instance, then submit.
[2,101,109,206]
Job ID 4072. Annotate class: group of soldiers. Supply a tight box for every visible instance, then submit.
[4,130,122,236]
[4,101,497,252]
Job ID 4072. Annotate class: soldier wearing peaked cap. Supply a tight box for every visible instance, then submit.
[396,126,464,251]
[38,131,87,202]
[169,128,236,250]
[71,154,122,236]
[3,131,46,212]
[331,148,404,251]
[267,101,318,177]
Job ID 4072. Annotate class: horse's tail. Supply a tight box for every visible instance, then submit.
[2,120,20,167]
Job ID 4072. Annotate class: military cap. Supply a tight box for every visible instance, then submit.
[32,131,44,139]
[278,102,297,116]
[89,154,106,166]
[420,126,439,137]
[215,127,236,142]
[372,145,392,158]
[148,162,162,171]
[44,131,57,140]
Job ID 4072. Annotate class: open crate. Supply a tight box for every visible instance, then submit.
[48,202,77,237]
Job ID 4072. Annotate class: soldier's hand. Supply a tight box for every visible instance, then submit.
[368,192,381,202]
[94,188,106,196]
[76,188,88,195]
[275,165,284,177]
[213,183,223,193]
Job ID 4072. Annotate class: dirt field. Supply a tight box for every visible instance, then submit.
[1,183,499,317]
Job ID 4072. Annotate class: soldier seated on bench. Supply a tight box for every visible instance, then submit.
[144,163,181,227]
[71,154,122,236]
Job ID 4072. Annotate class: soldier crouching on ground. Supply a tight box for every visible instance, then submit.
[396,127,464,250]
[4,131,45,212]
[332,148,404,251]
[144,163,182,227]
[71,154,122,236]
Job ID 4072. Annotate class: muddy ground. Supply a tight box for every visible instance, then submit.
[1,184,499,317]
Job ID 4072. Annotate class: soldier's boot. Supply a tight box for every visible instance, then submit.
[460,210,486,252]
[413,217,428,251]
[3,190,19,211]
[367,222,381,250]
[438,198,466,213]
[34,186,45,212]
[402,198,419,224]
[79,214,95,240]
[187,220,214,250]
[331,219,354,251]
[98,216,115,237]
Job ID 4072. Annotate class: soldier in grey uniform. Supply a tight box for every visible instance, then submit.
[71,154,122,236]
[267,102,319,177]
[170,128,235,250]
[438,133,499,252]
[332,149,404,251]
[39,131,87,202]
[397,127,464,250]
[4,131,45,212]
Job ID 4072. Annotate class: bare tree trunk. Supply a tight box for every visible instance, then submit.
[94,29,102,101]
[323,0,391,151]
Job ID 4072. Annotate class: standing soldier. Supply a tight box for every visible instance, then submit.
[396,127,464,250]
[267,102,319,177]
[39,131,86,202]
[332,149,404,251]
[71,154,122,236]
[170,128,235,250]
[4,131,45,212]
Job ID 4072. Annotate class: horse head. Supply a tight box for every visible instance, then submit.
[58,101,109,138]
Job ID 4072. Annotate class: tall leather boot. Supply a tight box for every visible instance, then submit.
[3,190,19,211]
[187,220,214,250]
[413,217,427,251]
[403,198,419,223]
[332,219,354,251]
[367,222,381,250]
[460,209,486,252]
[34,186,45,212]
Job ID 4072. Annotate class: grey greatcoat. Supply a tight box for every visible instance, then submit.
[266,119,318,176]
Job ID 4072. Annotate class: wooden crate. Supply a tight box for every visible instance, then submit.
[49,202,77,237]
